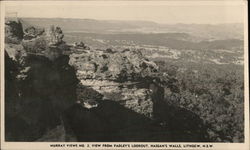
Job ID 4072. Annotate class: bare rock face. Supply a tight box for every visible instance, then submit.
[69,48,159,118]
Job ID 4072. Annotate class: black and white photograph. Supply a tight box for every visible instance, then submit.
[0,0,249,149]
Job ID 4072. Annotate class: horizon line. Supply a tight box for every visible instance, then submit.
[5,16,244,25]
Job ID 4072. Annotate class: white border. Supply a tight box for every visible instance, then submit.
[0,1,249,150]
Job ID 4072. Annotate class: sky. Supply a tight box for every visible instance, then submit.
[4,1,246,24]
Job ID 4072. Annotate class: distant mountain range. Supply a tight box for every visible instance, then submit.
[19,18,244,41]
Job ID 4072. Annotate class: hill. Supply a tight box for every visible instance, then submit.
[19,18,243,41]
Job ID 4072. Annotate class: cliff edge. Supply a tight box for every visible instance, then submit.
[4,19,208,142]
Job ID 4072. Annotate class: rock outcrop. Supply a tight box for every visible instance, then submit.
[5,20,24,44]
[4,19,208,142]
[5,19,78,141]
[69,48,159,118]
[21,25,70,60]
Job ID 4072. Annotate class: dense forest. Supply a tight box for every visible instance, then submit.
[156,60,244,142]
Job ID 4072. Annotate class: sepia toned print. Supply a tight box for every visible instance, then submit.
[0,1,249,150]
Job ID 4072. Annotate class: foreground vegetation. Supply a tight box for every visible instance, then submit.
[156,60,244,142]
